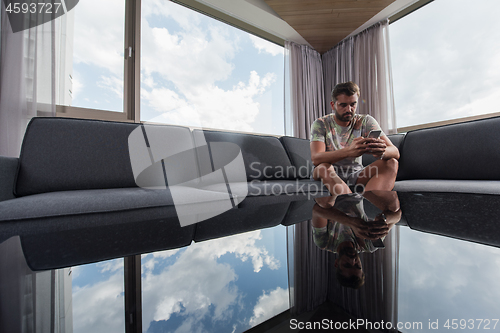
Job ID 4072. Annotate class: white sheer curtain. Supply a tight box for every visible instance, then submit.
[322,19,397,134]
[284,41,325,140]
[0,6,56,157]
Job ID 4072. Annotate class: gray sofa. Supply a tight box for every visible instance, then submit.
[0,117,327,247]
[1,116,500,247]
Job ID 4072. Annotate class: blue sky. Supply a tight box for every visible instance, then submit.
[71,0,284,135]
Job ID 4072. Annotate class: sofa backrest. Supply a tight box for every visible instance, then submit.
[129,123,200,188]
[15,118,140,196]
[279,136,314,179]
[193,130,294,181]
[398,116,500,180]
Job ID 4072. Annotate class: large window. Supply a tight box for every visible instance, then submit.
[69,0,125,113]
[57,0,285,135]
[390,0,500,130]
[140,1,284,135]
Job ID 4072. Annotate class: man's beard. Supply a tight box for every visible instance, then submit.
[338,246,357,257]
[335,110,353,122]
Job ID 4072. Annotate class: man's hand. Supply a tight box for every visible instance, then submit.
[348,217,391,240]
[364,138,387,158]
[345,137,370,158]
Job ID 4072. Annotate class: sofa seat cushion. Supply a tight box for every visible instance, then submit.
[201,179,328,197]
[393,179,500,195]
[0,187,238,223]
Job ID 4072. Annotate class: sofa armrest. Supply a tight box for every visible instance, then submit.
[0,156,18,202]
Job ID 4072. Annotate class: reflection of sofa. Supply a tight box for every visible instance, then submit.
[398,191,500,248]
[0,117,327,246]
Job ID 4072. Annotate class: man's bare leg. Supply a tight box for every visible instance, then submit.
[356,158,398,192]
[313,163,352,195]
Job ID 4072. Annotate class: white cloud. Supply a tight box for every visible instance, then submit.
[72,0,124,76]
[97,258,123,274]
[141,230,281,331]
[391,0,500,128]
[249,34,283,57]
[139,0,279,132]
[398,227,500,322]
[143,71,276,132]
[97,75,123,99]
[141,16,237,92]
[249,287,289,327]
[72,272,125,333]
[70,69,84,101]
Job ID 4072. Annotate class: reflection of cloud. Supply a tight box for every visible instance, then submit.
[249,34,284,56]
[97,258,123,274]
[73,272,125,333]
[398,228,500,324]
[249,287,289,327]
[141,231,280,331]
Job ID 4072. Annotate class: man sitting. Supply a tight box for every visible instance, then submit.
[310,81,399,195]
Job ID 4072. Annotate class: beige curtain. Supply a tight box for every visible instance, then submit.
[322,19,397,134]
[285,20,399,318]
[284,41,325,140]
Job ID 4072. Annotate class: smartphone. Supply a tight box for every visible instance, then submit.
[367,130,381,138]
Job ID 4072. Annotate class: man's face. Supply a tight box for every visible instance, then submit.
[331,93,358,124]
[335,247,363,279]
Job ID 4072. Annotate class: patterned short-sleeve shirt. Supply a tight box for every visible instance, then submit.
[310,113,383,173]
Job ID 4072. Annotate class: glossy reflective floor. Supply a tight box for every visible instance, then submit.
[1,191,500,333]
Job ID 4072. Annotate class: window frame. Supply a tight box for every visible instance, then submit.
[55,0,284,124]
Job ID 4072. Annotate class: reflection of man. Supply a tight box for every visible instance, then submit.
[310,81,399,195]
[312,191,401,289]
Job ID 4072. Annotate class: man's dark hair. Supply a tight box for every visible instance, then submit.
[331,81,360,102]
[336,268,365,289]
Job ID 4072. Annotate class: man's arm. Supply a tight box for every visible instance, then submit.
[365,135,400,160]
[310,138,370,166]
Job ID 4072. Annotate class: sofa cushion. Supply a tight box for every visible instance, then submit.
[393,179,500,195]
[0,156,18,202]
[193,130,294,181]
[0,187,237,223]
[397,117,500,180]
[279,136,314,179]
[201,179,328,197]
[15,118,140,196]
